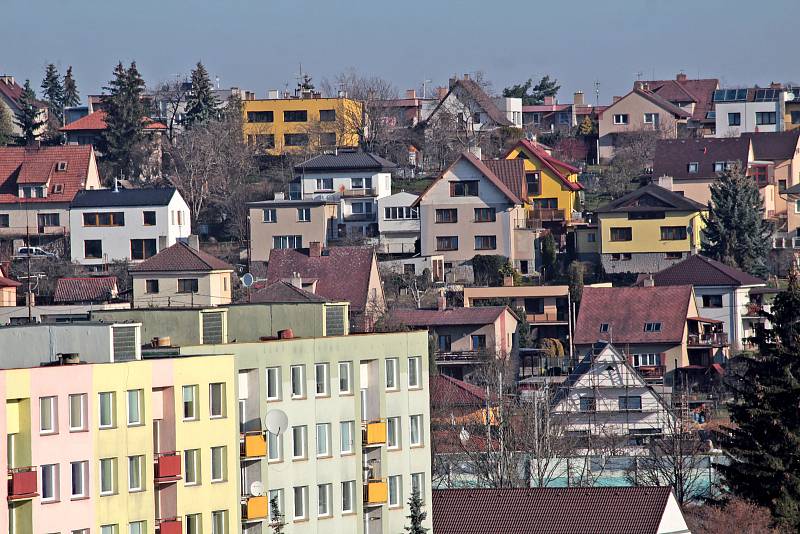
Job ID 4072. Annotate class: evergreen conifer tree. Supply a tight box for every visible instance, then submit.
[101,61,147,179]
[404,488,429,534]
[542,233,558,280]
[702,164,772,277]
[62,66,80,108]
[183,62,219,127]
[717,268,800,529]
[15,80,44,144]
[268,493,285,533]
[41,63,64,126]
[0,104,14,146]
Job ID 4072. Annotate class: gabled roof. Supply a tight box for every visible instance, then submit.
[602,88,691,119]
[638,77,719,122]
[574,285,694,345]
[249,280,329,304]
[294,151,397,172]
[130,242,233,273]
[427,79,513,127]
[54,276,117,303]
[0,145,95,204]
[61,110,167,132]
[265,246,376,312]
[71,187,177,208]
[642,254,764,287]
[432,486,678,534]
[389,305,510,327]
[0,77,47,111]
[653,137,751,180]
[594,183,706,213]
[482,159,526,200]
[505,139,583,192]
[430,374,488,407]
[742,130,800,161]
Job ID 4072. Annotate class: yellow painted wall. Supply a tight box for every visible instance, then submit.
[242,97,363,155]
[505,145,580,214]
[598,211,706,254]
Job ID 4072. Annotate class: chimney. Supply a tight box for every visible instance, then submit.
[187,234,200,251]
[267,89,280,99]
[544,96,556,106]
[0,75,14,86]
[503,276,514,287]
[643,276,655,287]
[573,91,585,106]
[449,77,457,89]
[405,89,417,99]
[676,73,687,82]
[437,87,448,99]
[769,82,782,89]
[613,96,622,103]
[277,328,294,339]
[58,353,80,365]
[463,73,470,81]
[309,241,323,257]
[437,294,447,311]
[467,146,482,159]
[290,272,302,288]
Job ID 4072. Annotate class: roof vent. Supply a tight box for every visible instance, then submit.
[57,353,80,365]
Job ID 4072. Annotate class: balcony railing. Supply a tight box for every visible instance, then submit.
[526,311,569,323]
[154,452,182,483]
[363,479,388,505]
[156,518,182,534]
[7,466,38,500]
[688,333,728,347]
[531,208,567,222]
[362,420,387,446]
[635,365,666,379]
[242,495,269,520]
[341,187,377,198]
[742,303,764,318]
[241,432,267,458]
[343,213,377,222]
[435,350,482,363]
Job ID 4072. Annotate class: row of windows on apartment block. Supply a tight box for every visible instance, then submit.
[143,277,220,295]
[260,358,423,401]
[83,238,157,260]
[246,132,337,148]
[434,235,498,252]
[0,210,185,230]
[578,395,645,412]
[608,226,689,242]
[247,109,337,124]
[268,473,426,525]
[612,110,782,127]
[53,511,229,534]
[261,201,372,224]
[35,384,227,435]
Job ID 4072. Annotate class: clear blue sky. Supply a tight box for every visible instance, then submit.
[3,0,797,104]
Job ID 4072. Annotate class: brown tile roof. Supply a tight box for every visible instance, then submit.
[430,374,487,407]
[54,276,117,303]
[574,285,694,345]
[652,137,751,180]
[0,145,95,204]
[428,79,513,127]
[389,305,508,327]
[130,242,233,273]
[0,77,47,111]
[482,159,526,200]
[742,130,800,161]
[639,77,719,121]
[61,110,167,132]
[642,254,764,287]
[249,280,329,303]
[595,183,706,213]
[265,246,376,312]
[602,89,691,120]
[432,486,676,534]
[506,139,583,191]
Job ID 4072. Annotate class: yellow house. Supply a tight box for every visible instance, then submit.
[504,139,583,223]
[242,94,363,155]
[596,183,707,274]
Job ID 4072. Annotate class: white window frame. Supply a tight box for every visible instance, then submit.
[633,353,660,367]
[293,486,309,521]
[386,358,399,390]
[318,483,332,517]
[99,457,116,496]
[297,207,311,222]
[341,480,355,513]
[613,114,629,125]
[314,363,329,397]
[316,423,331,458]
[387,416,401,450]
[263,208,276,223]
[292,425,307,460]
[408,357,421,389]
[643,112,658,124]
[209,383,226,419]
[266,367,282,401]
[338,361,352,394]
[69,393,87,432]
[39,396,57,434]
[128,455,144,492]
[182,385,199,421]
[126,389,143,426]
[185,514,201,534]
[184,449,200,486]
[411,473,425,503]
[211,446,226,482]
[41,463,59,502]
[340,421,354,454]
[388,475,402,508]
[211,510,228,534]
[290,365,306,398]
[268,431,282,462]
[268,488,284,517]
[99,392,115,429]
[70,460,88,498]
[128,521,145,534]
[688,162,699,174]
[410,414,423,447]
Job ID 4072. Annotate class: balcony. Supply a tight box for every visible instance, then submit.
[7,467,38,500]
[742,303,764,318]
[688,333,728,347]
[154,452,182,483]
[156,518,182,534]
[435,350,482,363]
[242,495,269,520]
[363,479,388,505]
[526,310,569,324]
[241,432,267,458]
[341,187,378,198]
[343,213,377,222]
[635,365,666,380]
[362,420,387,446]
[531,208,567,222]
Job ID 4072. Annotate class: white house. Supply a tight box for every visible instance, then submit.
[377,191,420,254]
[69,187,191,265]
[290,150,396,238]
[423,75,520,133]
[713,87,788,137]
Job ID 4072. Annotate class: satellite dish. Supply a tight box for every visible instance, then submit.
[250,481,265,497]
[265,409,289,436]
[241,273,255,288]
[459,427,470,444]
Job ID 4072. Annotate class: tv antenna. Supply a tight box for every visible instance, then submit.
[593,80,601,107]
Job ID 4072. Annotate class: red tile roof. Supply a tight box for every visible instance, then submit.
[642,254,764,287]
[0,145,95,204]
[574,285,694,345]
[430,374,487,407]
[427,79,513,127]
[521,103,571,113]
[265,246,376,312]
[432,486,676,534]
[130,242,233,273]
[0,77,47,111]
[482,159,526,200]
[54,276,117,303]
[506,139,583,192]
[61,110,167,132]
[638,77,719,122]
[249,280,329,303]
[389,306,508,327]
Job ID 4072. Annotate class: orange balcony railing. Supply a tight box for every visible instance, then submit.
[363,479,388,505]
[241,432,267,458]
[242,495,269,520]
[362,420,387,446]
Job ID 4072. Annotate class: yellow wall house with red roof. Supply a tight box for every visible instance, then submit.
[504,139,583,223]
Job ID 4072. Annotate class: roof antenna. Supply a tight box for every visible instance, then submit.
[113,172,120,193]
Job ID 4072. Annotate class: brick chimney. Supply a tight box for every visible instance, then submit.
[406,89,417,99]
[769,81,782,89]
[437,87,448,99]
[463,73,470,81]
[676,73,687,82]
[503,276,514,287]
[573,91,584,106]
[544,96,556,106]
[309,241,323,257]
[449,77,457,89]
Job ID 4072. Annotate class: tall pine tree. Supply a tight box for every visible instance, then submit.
[41,63,64,127]
[101,61,147,180]
[702,164,772,277]
[404,488,429,533]
[62,66,80,108]
[717,268,800,529]
[15,80,44,144]
[0,103,13,146]
[183,62,219,127]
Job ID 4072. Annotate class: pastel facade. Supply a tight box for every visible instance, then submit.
[377,191,420,254]
[248,198,339,262]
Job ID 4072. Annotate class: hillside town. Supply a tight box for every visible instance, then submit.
[2,5,800,534]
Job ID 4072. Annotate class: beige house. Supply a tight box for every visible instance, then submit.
[248,197,339,263]
[598,88,690,162]
[0,266,20,306]
[130,241,233,307]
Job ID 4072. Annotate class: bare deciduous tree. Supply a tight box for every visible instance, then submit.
[150,78,189,144]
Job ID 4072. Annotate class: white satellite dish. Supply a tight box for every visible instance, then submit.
[265,409,289,436]
[241,273,255,288]
[459,427,470,444]
[250,480,265,497]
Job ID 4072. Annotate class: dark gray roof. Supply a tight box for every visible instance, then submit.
[294,151,397,172]
[71,188,177,208]
[595,183,706,213]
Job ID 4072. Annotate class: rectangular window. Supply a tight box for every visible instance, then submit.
[728,112,741,126]
[297,207,311,222]
[177,278,199,293]
[184,449,200,485]
[613,114,629,125]
[40,396,57,434]
[284,110,308,122]
[385,358,398,390]
[340,421,354,454]
[101,526,118,534]
[388,475,402,508]
[702,294,723,308]
[209,383,226,418]
[643,113,659,124]
[83,212,124,227]
[714,161,725,173]
[436,236,458,251]
[316,423,331,457]
[315,363,329,396]
[69,393,87,431]
[211,446,226,482]
[351,201,372,214]
[633,353,660,367]
[100,457,116,495]
[318,483,332,517]
[84,239,103,259]
[292,426,307,459]
[338,361,352,394]
[128,455,143,491]
[411,473,425,503]
[449,181,479,197]
[579,397,596,412]
[262,208,276,223]
[387,416,400,449]
[316,178,333,191]
[247,110,274,122]
[267,367,282,400]
[756,111,776,125]
[410,414,423,447]
[99,392,115,428]
[145,279,159,294]
[185,514,201,534]
[268,489,284,517]
[284,133,309,147]
[351,177,372,189]
[0,214,8,227]
[71,460,88,498]
[319,109,336,122]
[293,486,309,520]
[130,239,157,260]
[273,235,302,250]
[619,396,643,411]
[600,323,610,333]
[751,165,769,186]
[687,162,699,174]
[291,365,305,398]
[438,335,452,352]
[610,227,632,241]
[143,211,156,226]
[126,389,142,426]
[128,522,145,534]
[38,213,60,227]
[660,226,687,241]
[587,232,596,243]
[41,464,59,502]
[474,207,496,222]
[471,335,487,350]
[183,385,199,420]
[408,356,421,388]
[524,298,545,314]
[525,172,541,195]
[474,235,496,250]
[644,322,662,332]
[435,208,458,223]
[341,480,355,513]
[211,510,228,534]
[319,132,337,146]
[267,429,282,461]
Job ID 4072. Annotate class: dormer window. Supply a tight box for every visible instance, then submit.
[20,186,46,199]
[56,161,68,172]
[644,322,662,333]
[714,162,724,172]
[52,184,64,194]
[599,323,610,333]
[687,162,699,174]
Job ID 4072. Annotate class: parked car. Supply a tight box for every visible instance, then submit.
[14,247,57,259]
